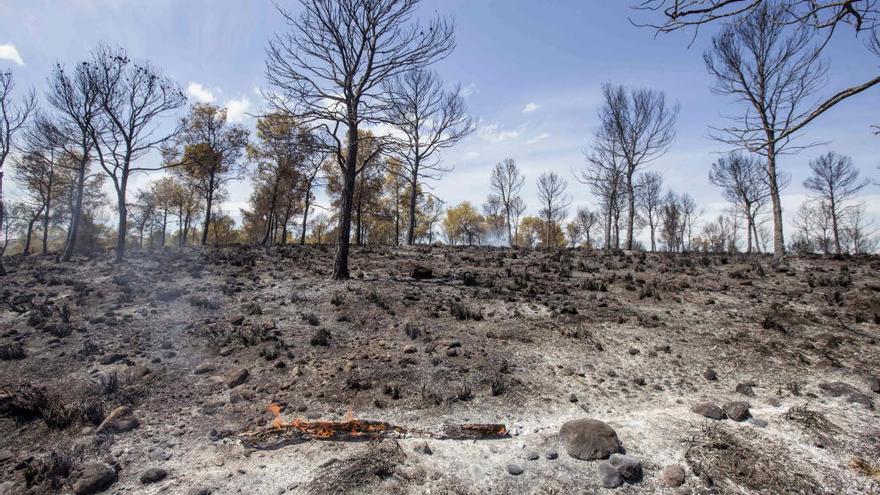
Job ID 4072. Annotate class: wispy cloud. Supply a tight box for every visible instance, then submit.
[186,82,215,103]
[0,44,24,65]
[522,102,541,113]
[225,97,251,123]
[527,132,551,144]
[460,82,477,97]
[479,122,521,143]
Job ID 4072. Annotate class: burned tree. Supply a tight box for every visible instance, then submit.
[265,0,455,279]
[87,44,186,262]
[0,70,36,273]
[635,171,663,251]
[577,146,627,250]
[488,158,526,247]
[709,152,772,253]
[46,61,102,262]
[384,69,473,245]
[591,83,677,251]
[633,0,880,34]
[802,151,868,255]
[536,172,571,248]
[705,3,880,256]
[166,103,248,246]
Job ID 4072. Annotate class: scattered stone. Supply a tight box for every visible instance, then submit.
[608,453,642,481]
[225,368,249,389]
[544,449,558,460]
[735,383,755,397]
[598,461,623,488]
[568,393,578,403]
[661,464,686,487]
[559,418,623,460]
[507,463,524,475]
[230,315,245,326]
[723,401,751,421]
[140,467,168,484]
[633,377,646,386]
[704,369,718,381]
[866,375,880,394]
[818,381,859,398]
[310,329,331,347]
[749,418,768,428]
[99,353,127,365]
[96,405,140,434]
[72,462,117,495]
[403,345,417,354]
[692,402,726,420]
[524,450,539,461]
[413,442,432,455]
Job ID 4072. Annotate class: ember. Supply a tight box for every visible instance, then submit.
[238,403,508,449]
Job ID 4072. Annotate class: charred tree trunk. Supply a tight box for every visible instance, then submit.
[331,123,359,280]
[62,157,88,262]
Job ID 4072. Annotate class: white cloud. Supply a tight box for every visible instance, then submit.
[522,102,541,113]
[479,123,521,143]
[460,83,477,97]
[0,44,24,65]
[527,132,551,144]
[225,97,251,123]
[186,82,215,103]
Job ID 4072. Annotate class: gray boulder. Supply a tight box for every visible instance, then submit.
[598,462,623,488]
[692,402,726,420]
[559,418,623,460]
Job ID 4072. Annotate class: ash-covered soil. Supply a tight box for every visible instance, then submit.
[1,246,879,495]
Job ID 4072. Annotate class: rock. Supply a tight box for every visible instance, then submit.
[140,467,168,484]
[403,345,417,354]
[661,464,686,487]
[704,369,718,381]
[410,266,433,280]
[559,418,623,460]
[230,315,245,326]
[225,368,249,388]
[310,329,331,346]
[818,381,859,398]
[193,362,215,375]
[692,402,726,420]
[413,441,432,455]
[749,418,768,428]
[524,450,539,461]
[847,392,874,409]
[507,463,524,475]
[608,453,642,481]
[568,393,578,403]
[735,383,755,397]
[72,462,117,495]
[99,353,127,365]
[867,375,880,394]
[598,462,623,488]
[96,405,139,434]
[544,449,558,460]
[188,488,213,495]
[723,401,751,421]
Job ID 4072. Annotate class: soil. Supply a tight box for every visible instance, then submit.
[1,245,879,494]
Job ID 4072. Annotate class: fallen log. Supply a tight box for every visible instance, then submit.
[239,404,509,450]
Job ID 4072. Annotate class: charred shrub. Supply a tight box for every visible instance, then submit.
[187,294,221,310]
[310,328,331,346]
[0,342,26,360]
[450,302,482,321]
[23,450,73,490]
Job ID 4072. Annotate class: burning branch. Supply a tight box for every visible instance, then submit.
[238,404,509,450]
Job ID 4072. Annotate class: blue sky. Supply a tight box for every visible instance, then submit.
[2,0,878,242]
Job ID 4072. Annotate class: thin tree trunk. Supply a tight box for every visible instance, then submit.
[625,174,635,251]
[300,195,311,245]
[765,147,785,257]
[115,179,128,263]
[201,179,214,246]
[62,157,88,262]
[407,175,418,245]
